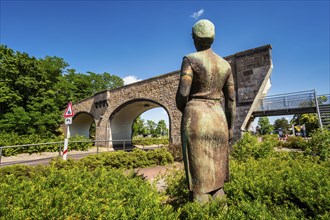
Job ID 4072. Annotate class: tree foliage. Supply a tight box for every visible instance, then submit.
[132,116,169,138]
[257,117,273,135]
[0,45,123,137]
[273,117,291,134]
[132,116,147,137]
[290,95,328,135]
[156,119,168,136]
[291,113,319,136]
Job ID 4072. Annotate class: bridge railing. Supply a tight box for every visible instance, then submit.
[255,90,316,112]
[0,138,168,165]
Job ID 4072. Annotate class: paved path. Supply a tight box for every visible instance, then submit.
[134,163,184,191]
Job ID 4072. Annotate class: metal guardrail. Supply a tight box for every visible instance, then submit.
[0,138,168,165]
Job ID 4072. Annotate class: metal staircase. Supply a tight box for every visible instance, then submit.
[318,94,330,128]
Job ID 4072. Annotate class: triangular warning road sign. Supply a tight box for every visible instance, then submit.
[63,102,75,118]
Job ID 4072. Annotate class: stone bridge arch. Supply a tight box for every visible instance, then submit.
[72,70,181,147]
[109,98,171,147]
[71,45,273,147]
[71,112,95,138]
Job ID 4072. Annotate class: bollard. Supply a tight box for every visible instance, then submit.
[63,138,68,160]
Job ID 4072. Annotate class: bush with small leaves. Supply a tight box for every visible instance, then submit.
[231,133,275,161]
[132,137,169,146]
[305,128,330,161]
[282,136,308,150]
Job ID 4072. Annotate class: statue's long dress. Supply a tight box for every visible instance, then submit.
[181,49,232,194]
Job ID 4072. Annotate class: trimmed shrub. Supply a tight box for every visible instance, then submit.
[281,136,308,150]
[1,143,329,219]
[231,132,274,161]
[226,153,330,219]
[132,137,169,146]
[305,128,330,161]
[0,166,177,219]
[77,148,174,169]
[163,152,330,219]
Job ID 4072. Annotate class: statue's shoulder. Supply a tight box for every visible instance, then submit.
[184,51,202,61]
[212,52,231,70]
[184,51,231,70]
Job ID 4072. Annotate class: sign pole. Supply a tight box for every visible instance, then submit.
[63,125,69,160]
[63,102,74,160]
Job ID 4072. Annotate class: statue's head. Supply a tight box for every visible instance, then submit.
[192,19,215,51]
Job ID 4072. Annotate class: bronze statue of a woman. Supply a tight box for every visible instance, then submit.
[176,19,236,204]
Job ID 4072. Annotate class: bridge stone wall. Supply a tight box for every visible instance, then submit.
[71,45,272,146]
[225,45,273,139]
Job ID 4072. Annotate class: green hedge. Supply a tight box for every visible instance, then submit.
[0,148,175,219]
[1,150,328,219]
[281,136,308,150]
[232,129,330,162]
[0,166,176,219]
[132,137,169,146]
[225,154,330,219]
[164,153,330,219]
[1,133,329,219]
[76,148,174,169]
[230,133,277,161]
[304,128,330,161]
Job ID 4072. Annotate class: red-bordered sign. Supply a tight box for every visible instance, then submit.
[63,102,74,118]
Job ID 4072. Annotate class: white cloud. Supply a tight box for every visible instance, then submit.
[190,9,204,19]
[123,75,142,85]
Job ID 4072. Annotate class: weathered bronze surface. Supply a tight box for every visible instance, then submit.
[176,19,236,204]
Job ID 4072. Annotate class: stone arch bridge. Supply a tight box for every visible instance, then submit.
[70,45,273,147]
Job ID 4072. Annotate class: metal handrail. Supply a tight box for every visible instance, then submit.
[256,90,316,112]
[0,141,64,149]
[0,138,165,149]
[262,90,314,99]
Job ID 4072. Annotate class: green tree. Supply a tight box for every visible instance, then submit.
[156,120,168,137]
[290,114,319,136]
[0,45,124,137]
[0,45,67,135]
[146,120,157,137]
[273,117,290,134]
[62,70,123,103]
[257,117,273,135]
[132,116,146,137]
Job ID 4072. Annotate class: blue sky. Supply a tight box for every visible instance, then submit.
[1,0,329,127]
